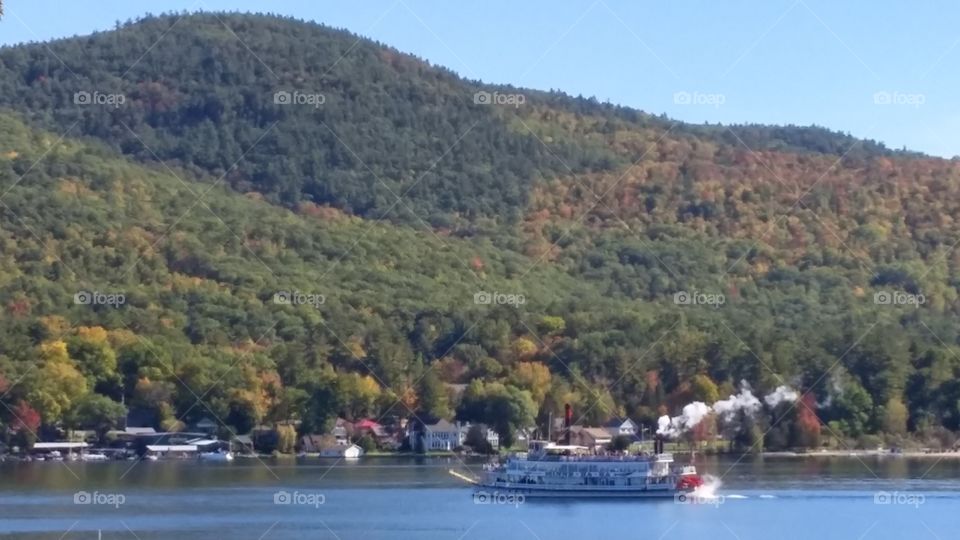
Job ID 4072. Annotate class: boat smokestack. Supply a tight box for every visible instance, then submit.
[564,403,573,445]
[654,434,664,455]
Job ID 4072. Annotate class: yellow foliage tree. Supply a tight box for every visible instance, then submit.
[510,361,552,406]
[511,337,538,359]
[27,343,88,423]
[39,339,70,364]
[75,326,109,344]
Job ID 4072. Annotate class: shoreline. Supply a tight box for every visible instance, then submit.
[759,450,960,459]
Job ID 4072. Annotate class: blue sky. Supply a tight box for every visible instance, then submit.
[2,0,958,157]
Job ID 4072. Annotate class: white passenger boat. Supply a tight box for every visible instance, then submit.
[468,439,703,499]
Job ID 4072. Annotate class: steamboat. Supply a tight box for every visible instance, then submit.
[457,406,704,499]
[470,439,702,498]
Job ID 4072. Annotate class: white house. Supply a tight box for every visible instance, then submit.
[482,427,500,450]
[604,417,638,438]
[410,420,500,451]
[331,418,350,445]
[416,419,463,451]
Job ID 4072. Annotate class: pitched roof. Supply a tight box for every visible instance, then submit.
[426,419,457,431]
[572,426,613,441]
[603,417,635,428]
[355,419,382,430]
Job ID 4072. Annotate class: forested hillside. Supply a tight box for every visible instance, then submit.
[0,112,643,446]
[1,13,960,451]
[0,13,900,226]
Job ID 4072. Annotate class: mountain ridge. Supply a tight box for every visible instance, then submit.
[1,13,959,449]
[0,12,918,226]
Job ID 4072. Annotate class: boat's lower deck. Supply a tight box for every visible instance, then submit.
[476,483,689,498]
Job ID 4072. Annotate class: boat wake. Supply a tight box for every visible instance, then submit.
[692,474,723,499]
[690,475,758,500]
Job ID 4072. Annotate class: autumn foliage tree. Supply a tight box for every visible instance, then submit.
[9,401,41,447]
[791,394,822,449]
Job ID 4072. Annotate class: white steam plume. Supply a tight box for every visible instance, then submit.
[763,385,799,407]
[713,381,762,421]
[656,381,800,438]
[656,401,710,437]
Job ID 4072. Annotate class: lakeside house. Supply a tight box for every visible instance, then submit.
[192,417,218,435]
[414,419,461,450]
[552,416,645,450]
[300,435,328,453]
[30,442,90,457]
[299,417,407,453]
[124,427,157,436]
[354,418,386,435]
[568,426,613,450]
[331,418,350,445]
[604,417,639,439]
[408,420,499,451]
[145,444,198,458]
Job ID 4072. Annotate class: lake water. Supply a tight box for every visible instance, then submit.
[1,454,958,539]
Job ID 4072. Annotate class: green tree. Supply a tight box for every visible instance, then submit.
[829,376,873,437]
[419,369,451,420]
[690,374,719,404]
[457,381,535,448]
[464,424,494,454]
[67,394,127,442]
[275,424,297,454]
[609,434,632,452]
[882,397,908,435]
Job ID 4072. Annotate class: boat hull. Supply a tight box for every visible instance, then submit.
[475,484,691,499]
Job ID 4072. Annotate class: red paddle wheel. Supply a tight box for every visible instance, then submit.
[676,474,704,491]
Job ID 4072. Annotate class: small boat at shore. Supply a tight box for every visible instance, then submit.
[199,451,234,462]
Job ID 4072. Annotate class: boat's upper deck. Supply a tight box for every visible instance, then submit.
[515,441,674,466]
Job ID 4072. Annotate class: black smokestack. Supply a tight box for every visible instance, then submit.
[654,434,664,455]
[564,403,572,445]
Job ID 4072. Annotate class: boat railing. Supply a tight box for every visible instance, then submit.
[521,453,665,463]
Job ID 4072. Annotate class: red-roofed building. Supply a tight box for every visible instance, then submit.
[354,419,390,443]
